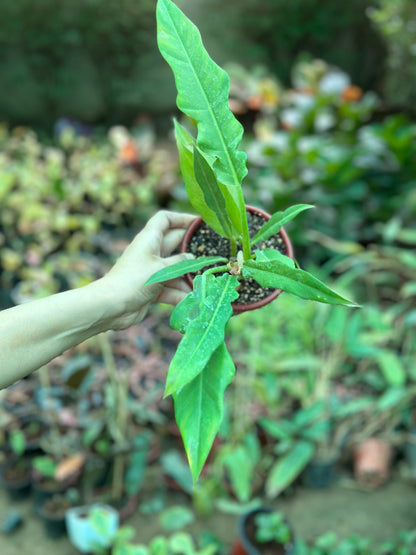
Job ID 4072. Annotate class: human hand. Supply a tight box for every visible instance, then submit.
[101,210,196,329]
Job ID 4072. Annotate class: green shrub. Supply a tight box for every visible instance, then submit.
[0,125,166,304]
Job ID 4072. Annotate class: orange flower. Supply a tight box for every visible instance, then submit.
[341,85,363,103]
[119,139,139,164]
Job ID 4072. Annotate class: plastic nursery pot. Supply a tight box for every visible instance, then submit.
[302,458,337,489]
[31,464,83,516]
[229,507,295,555]
[65,504,119,554]
[180,205,294,314]
[38,494,72,539]
[0,458,32,501]
[353,437,393,488]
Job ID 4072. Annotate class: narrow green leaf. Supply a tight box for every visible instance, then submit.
[157,0,247,190]
[243,259,358,307]
[174,121,235,238]
[250,204,314,245]
[193,147,237,239]
[255,248,295,267]
[222,444,254,503]
[376,350,406,387]
[266,441,314,498]
[173,342,235,483]
[145,256,227,285]
[165,273,239,396]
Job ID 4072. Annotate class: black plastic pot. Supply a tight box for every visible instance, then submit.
[0,459,31,501]
[230,507,295,555]
[302,458,336,489]
[38,496,70,539]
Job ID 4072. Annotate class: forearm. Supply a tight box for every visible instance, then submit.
[0,279,118,389]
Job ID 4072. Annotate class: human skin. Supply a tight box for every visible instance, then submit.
[0,211,196,389]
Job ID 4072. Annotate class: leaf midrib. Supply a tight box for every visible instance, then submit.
[165,5,240,188]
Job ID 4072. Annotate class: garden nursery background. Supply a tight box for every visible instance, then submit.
[0,0,416,554]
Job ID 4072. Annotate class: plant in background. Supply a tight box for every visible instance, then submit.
[146,0,357,483]
[254,510,293,546]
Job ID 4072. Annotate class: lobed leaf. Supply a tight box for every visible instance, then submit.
[145,256,227,286]
[164,273,239,396]
[250,204,314,246]
[243,257,358,307]
[173,342,235,483]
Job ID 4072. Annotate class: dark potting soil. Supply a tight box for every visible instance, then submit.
[186,211,288,305]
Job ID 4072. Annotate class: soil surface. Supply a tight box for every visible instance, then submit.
[0,476,415,554]
[186,211,288,305]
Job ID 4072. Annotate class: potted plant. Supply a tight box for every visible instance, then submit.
[65,504,119,554]
[144,0,357,484]
[0,426,31,501]
[37,492,75,539]
[230,507,295,555]
[258,401,334,497]
[31,452,85,514]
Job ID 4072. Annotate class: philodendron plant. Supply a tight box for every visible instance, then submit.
[146,0,357,482]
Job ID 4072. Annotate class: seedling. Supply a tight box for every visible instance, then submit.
[146,0,357,482]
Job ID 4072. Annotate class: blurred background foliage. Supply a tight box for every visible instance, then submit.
[0,0,416,548]
[0,0,415,127]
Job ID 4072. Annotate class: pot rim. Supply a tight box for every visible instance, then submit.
[180,205,295,313]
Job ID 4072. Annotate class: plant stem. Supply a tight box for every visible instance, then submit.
[204,265,229,276]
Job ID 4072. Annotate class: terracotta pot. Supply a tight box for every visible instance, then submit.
[353,437,392,488]
[180,205,294,313]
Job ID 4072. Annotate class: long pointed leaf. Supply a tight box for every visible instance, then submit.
[174,121,243,238]
[266,441,314,498]
[173,342,235,483]
[251,204,314,245]
[145,256,227,285]
[157,0,247,191]
[193,147,237,238]
[243,259,358,306]
[174,121,229,237]
[165,273,239,396]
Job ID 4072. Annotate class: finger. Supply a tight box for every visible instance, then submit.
[164,277,192,293]
[157,285,190,306]
[161,228,188,256]
[163,252,195,267]
[146,210,197,236]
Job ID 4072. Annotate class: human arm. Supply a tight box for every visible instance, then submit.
[0,211,196,388]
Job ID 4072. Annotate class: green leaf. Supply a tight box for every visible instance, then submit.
[171,287,203,334]
[159,506,194,531]
[174,121,239,239]
[265,441,314,498]
[243,258,358,307]
[145,256,227,286]
[173,342,235,483]
[376,350,406,387]
[254,249,295,267]
[193,146,239,239]
[156,0,247,192]
[250,204,314,245]
[165,273,239,396]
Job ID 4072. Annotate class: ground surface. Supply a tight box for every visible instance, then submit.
[0,475,414,554]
